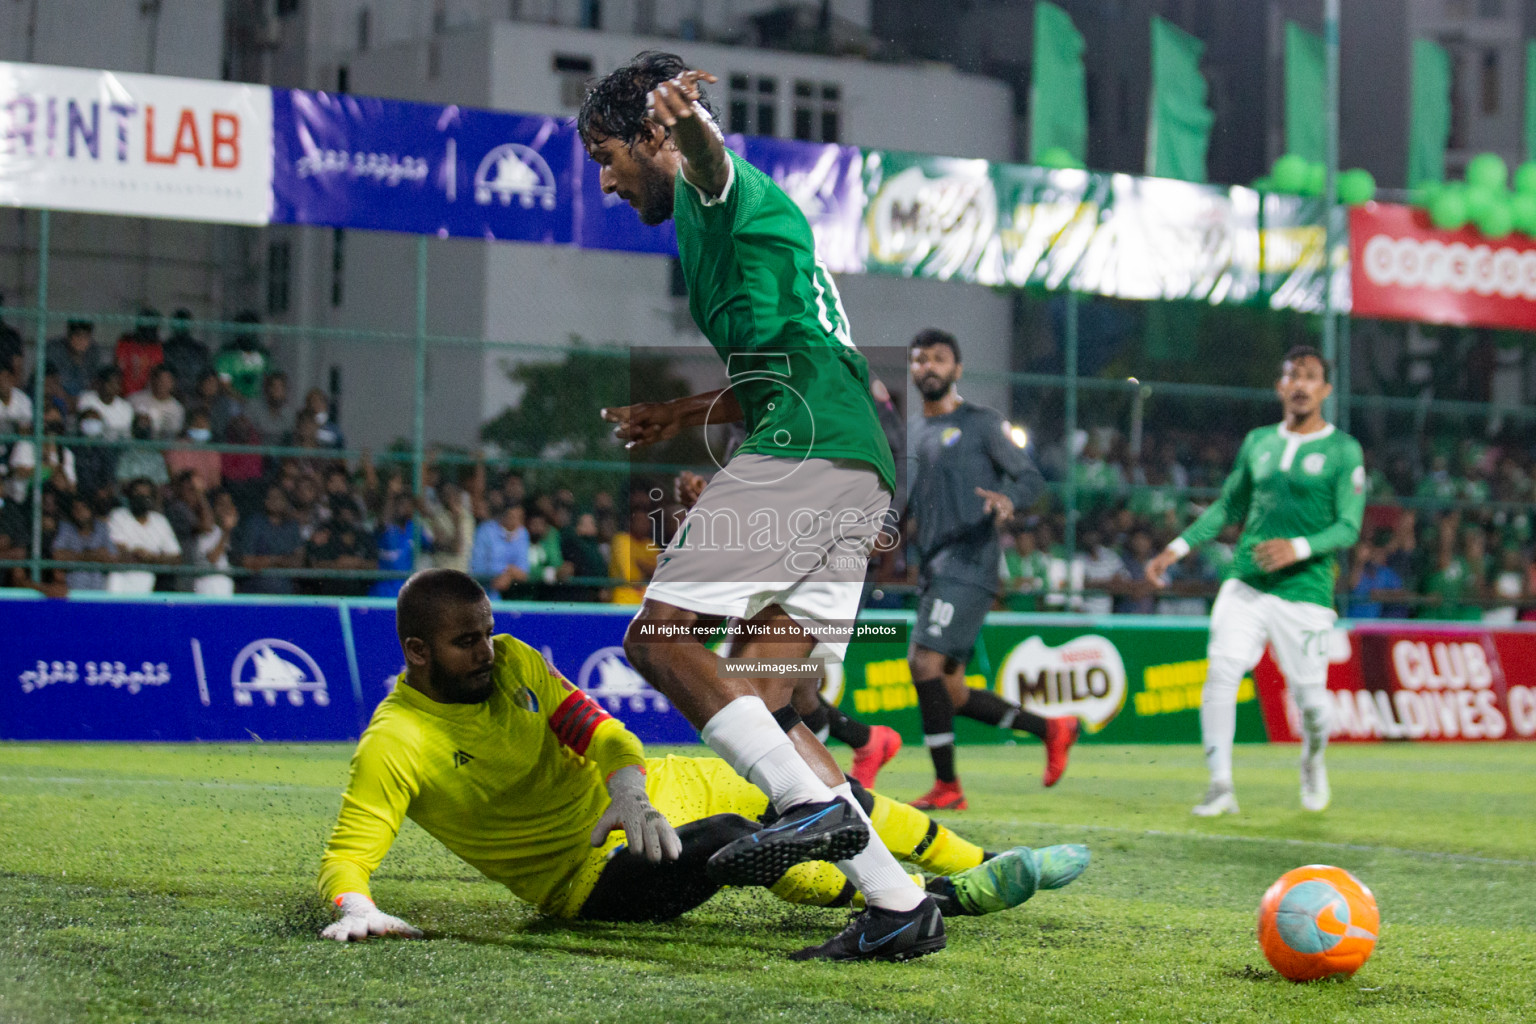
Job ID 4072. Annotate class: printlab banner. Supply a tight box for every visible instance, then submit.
[0,60,272,225]
[1254,622,1536,743]
[1350,202,1536,330]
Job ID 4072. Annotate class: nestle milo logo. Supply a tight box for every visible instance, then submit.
[997,635,1127,733]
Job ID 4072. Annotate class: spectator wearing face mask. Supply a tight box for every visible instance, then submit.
[163,408,222,491]
[115,413,170,487]
[71,408,117,502]
[105,477,181,593]
[78,367,134,440]
[302,387,344,449]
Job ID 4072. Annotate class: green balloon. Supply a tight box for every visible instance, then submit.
[1411,182,1441,208]
[1465,185,1499,220]
[1271,153,1309,193]
[1515,162,1536,194]
[1338,168,1376,205]
[1429,188,1469,230]
[1511,192,1536,234]
[1476,198,1514,238]
[1301,162,1326,197]
[1466,152,1508,191]
[1038,146,1082,170]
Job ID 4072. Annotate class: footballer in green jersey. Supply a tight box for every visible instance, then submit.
[578,53,943,962]
[1146,346,1364,817]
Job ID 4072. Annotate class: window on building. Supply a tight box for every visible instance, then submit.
[579,0,601,29]
[330,229,345,308]
[276,0,300,16]
[356,7,371,52]
[791,80,841,143]
[1482,49,1500,114]
[554,53,594,108]
[728,74,779,136]
[336,64,349,93]
[1447,44,1468,149]
[267,240,291,316]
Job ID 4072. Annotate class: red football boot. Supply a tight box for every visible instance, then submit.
[1043,717,1080,788]
[911,779,968,811]
[849,725,902,790]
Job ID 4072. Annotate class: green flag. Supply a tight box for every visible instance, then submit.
[1409,39,1451,188]
[1147,16,1213,182]
[1030,2,1087,165]
[1285,22,1325,164]
[1526,40,1536,163]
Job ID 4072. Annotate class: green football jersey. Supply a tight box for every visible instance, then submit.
[672,152,896,491]
[1179,423,1366,608]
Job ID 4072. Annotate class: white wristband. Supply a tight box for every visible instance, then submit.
[1290,537,1312,561]
[1166,537,1190,559]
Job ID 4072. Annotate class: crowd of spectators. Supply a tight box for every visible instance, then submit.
[2,306,1534,619]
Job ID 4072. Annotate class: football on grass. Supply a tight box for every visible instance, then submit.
[1257,864,1379,982]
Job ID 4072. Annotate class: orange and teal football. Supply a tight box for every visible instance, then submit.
[1257,865,1379,982]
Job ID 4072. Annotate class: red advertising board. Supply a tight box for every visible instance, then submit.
[1255,622,1536,743]
[1349,202,1536,330]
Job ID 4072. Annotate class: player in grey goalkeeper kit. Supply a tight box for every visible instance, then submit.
[904,329,1080,811]
[1146,346,1364,816]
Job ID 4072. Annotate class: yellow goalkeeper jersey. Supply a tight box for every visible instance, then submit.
[317,634,646,916]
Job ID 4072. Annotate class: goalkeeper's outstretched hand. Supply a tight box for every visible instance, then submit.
[590,765,683,863]
[320,892,424,942]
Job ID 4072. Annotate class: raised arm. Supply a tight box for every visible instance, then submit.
[647,70,729,199]
[1147,436,1254,587]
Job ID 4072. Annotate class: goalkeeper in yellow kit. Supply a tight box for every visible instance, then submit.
[318,569,1088,943]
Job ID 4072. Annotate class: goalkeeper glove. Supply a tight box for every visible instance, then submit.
[320,892,424,942]
[589,765,682,863]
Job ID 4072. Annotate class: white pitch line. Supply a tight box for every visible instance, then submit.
[996,818,1536,868]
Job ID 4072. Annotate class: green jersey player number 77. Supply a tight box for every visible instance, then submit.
[1145,345,1364,818]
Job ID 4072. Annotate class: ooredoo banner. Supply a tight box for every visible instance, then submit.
[0,60,272,225]
[1254,621,1536,742]
[1350,202,1536,330]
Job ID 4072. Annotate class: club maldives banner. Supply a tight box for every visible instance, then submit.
[0,61,272,225]
[1351,201,1536,330]
[1254,622,1536,743]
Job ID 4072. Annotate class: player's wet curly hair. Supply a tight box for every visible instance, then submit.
[1282,344,1331,382]
[577,50,715,146]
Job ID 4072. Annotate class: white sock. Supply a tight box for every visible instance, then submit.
[830,782,925,912]
[1294,683,1332,764]
[1200,656,1247,786]
[699,696,834,809]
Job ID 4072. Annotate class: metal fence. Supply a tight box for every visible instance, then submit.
[3,209,1536,616]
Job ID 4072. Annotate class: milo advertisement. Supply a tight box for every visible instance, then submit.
[837,612,1267,745]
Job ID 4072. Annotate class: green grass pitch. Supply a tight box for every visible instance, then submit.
[2,740,1533,1023]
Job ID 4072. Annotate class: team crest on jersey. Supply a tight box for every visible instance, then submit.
[512,685,540,713]
[940,427,962,447]
[1302,452,1327,475]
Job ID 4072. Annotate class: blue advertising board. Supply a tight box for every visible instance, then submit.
[1,596,360,741]
[1,594,697,745]
[271,90,577,243]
